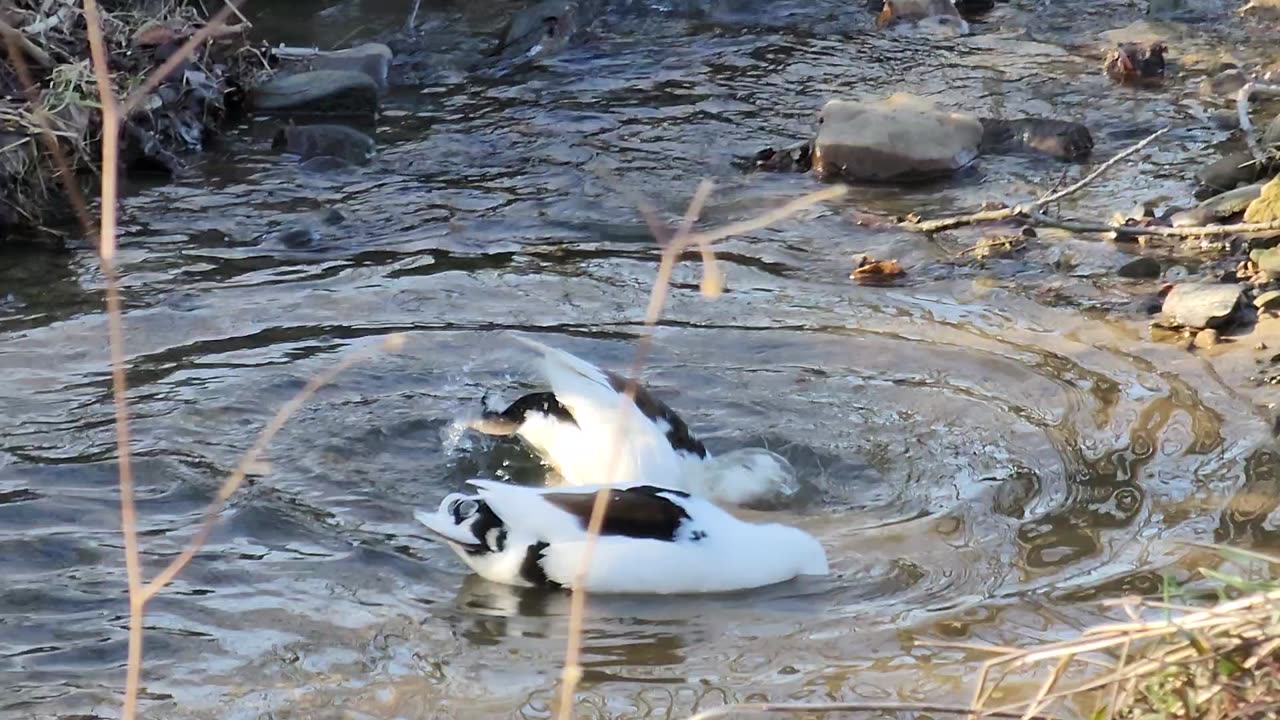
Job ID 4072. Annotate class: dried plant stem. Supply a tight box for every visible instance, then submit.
[120,1,243,116]
[900,127,1169,233]
[1237,82,1280,165]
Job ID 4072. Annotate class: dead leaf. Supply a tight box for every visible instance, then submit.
[133,21,188,47]
[851,255,905,283]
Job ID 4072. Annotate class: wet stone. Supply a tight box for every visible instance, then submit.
[1249,246,1280,274]
[1199,69,1248,98]
[1117,256,1162,279]
[272,124,376,165]
[1254,289,1280,310]
[1161,282,1244,329]
[308,43,392,90]
[812,93,982,183]
[252,70,379,116]
[1171,182,1265,227]
[1193,328,1220,349]
[1197,151,1268,193]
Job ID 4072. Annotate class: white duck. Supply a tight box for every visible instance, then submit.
[415,480,829,593]
[465,335,798,506]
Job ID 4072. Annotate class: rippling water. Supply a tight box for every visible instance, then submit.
[4,0,1280,717]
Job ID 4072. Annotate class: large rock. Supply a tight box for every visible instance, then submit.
[1197,151,1268,192]
[252,70,379,116]
[307,43,392,90]
[1265,112,1280,147]
[812,93,983,182]
[1245,176,1280,224]
[272,124,376,165]
[1160,283,1243,329]
[1171,182,1266,226]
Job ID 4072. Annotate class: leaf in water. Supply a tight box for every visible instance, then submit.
[851,255,905,284]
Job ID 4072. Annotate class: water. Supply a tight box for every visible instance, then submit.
[4,0,1280,717]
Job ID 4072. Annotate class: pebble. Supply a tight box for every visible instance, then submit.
[1161,282,1244,329]
[1117,256,1163,279]
[1194,328,1220,349]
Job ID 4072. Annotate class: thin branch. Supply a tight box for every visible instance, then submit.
[1024,210,1280,238]
[686,701,1066,720]
[0,18,52,67]
[901,127,1170,233]
[1237,82,1280,165]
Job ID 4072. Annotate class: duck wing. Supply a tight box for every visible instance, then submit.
[510,334,708,460]
[469,480,694,543]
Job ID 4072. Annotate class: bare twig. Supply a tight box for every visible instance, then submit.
[901,127,1169,233]
[1024,209,1280,238]
[120,0,243,116]
[1237,82,1280,165]
[405,0,422,34]
[686,701,1066,720]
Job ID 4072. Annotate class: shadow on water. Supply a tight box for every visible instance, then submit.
[4,0,1280,717]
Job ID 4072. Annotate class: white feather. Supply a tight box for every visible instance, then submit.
[481,334,798,505]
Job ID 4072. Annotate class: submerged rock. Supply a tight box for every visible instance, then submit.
[1117,256,1162,279]
[875,0,970,35]
[1161,282,1243,329]
[978,118,1094,161]
[272,124,376,165]
[1197,151,1270,193]
[812,94,982,183]
[1199,68,1248,99]
[1245,176,1280,224]
[252,70,379,116]
[1171,182,1266,226]
[489,0,579,63]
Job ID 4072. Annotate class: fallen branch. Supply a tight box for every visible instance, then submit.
[901,127,1170,233]
[1237,82,1280,165]
[1024,209,1280,238]
[0,18,52,67]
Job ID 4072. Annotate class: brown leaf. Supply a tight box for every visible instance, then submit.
[851,256,905,283]
[133,22,188,47]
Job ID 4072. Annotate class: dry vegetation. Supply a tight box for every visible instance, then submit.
[1,0,261,241]
[7,2,1280,720]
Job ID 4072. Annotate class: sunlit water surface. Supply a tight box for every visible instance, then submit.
[4,0,1280,717]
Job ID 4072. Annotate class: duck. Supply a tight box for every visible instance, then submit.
[415,479,829,593]
[464,335,798,507]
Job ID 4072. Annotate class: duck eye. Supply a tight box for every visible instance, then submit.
[455,499,479,520]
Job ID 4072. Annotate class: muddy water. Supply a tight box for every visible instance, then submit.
[5,1,1280,718]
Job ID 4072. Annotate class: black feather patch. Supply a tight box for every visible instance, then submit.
[542,485,692,541]
[480,391,578,431]
[519,541,560,587]
[604,371,708,458]
[460,502,507,555]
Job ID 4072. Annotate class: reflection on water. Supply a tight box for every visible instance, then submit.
[3,0,1280,717]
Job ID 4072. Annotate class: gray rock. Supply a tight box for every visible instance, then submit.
[1197,151,1268,192]
[490,0,578,63]
[252,70,378,116]
[1199,69,1247,98]
[1160,283,1244,329]
[1211,110,1240,130]
[272,124,375,164]
[1254,289,1280,310]
[1170,182,1266,227]
[812,93,982,182]
[1265,113,1280,146]
[1117,256,1162,278]
[309,43,392,90]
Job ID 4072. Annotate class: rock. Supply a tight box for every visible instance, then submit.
[308,43,392,90]
[1244,176,1280,223]
[1250,246,1280,274]
[1199,69,1248,98]
[1240,0,1280,16]
[1193,328,1220,349]
[1197,151,1268,192]
[252,70,378,116]
[1254,289,1280,310]
[1160,283,1243,329]
[1266,113,1280,147]
[1210,110,1240,130]
[272,123,376,164]
[490,0,578,63]
[876,0,970,35]
[978,118,1093,161]
[1171,182,1266,226]
[748,142,812,173]
[812,93,983,183]
[1117,256,1162,278]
